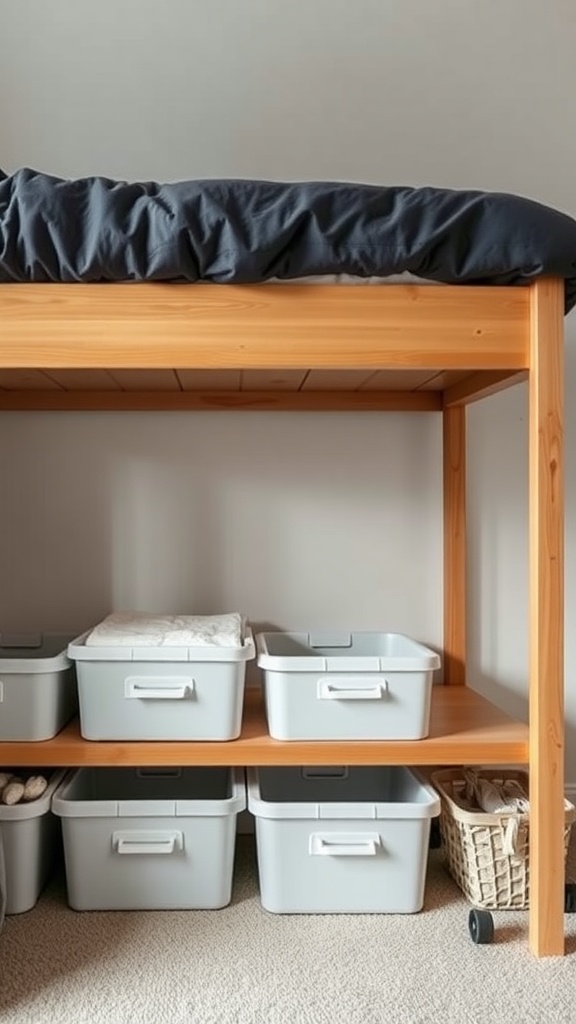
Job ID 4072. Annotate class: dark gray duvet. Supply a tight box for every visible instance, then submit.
[2,167,576,312]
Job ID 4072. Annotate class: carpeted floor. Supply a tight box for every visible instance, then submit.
[1,836,576,1024]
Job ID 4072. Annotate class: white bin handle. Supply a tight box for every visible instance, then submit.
[124,677,194,700]
[112,830,184,855]
[309,833,381,857]
[317,679,388,701]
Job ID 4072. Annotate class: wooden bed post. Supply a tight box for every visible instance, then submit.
[529,276,565,956]
[443,404,466,686]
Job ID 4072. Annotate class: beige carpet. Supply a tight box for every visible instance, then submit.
[1,836,576,1024]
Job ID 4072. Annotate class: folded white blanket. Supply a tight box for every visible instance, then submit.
[85,612,246,648]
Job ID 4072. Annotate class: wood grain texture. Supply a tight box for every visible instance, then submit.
[443,370,528,406]
[0,687,528,768]
[0,367,478,396]
[443,405,466,685]
[0,283,529,370]
[0,390,442,412]
[528,277,565,956]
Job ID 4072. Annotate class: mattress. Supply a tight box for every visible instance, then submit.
[1,168,576,311]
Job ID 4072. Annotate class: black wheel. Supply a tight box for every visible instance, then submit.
[468,908,494,944]
[564,883,576,913]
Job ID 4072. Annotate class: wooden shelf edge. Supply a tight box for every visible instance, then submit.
[0,687,529,768]
[0,389,442,412]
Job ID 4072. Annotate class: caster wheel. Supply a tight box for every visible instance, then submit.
[468,908,494,944]
[564,883,576,913]
[429,820,441,849]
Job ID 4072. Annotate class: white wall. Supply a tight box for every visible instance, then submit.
[2,0,576,773]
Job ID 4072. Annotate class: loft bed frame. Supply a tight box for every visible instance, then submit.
[0,276,565,957]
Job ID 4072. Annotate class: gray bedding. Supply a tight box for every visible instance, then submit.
[2,167,576,311]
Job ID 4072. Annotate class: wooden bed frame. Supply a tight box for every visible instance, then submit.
[0,276,565,957]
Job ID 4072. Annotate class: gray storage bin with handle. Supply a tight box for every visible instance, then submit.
[256,631,440,741]
[68,627,255,741]
[248,764,440,913]
[0,633,77,741]
[0,770,66,914]
[52,766,246,910]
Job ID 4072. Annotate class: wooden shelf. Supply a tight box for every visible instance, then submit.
[0,276,564,956]
[0,686,529,768]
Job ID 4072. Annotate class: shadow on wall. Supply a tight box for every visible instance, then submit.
[469,672,576,786]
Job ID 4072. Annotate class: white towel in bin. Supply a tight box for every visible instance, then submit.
[85,612,246,648]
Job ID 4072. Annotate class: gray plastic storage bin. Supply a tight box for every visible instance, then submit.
[0,634,77,741]
[248,765,440,913]
[0,770,65,914]
[68,630,255,740]
[256,631,440,740]
[52,766,245,910]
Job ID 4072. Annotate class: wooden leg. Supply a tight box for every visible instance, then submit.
[443,404,466,686]
[529,277,565,956]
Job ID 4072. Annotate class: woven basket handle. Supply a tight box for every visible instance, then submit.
[502,816,529,858]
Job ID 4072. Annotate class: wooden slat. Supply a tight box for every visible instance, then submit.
[177,370,242,391]
[528,277,565,957]
[241,370,308,391]
[109,370,181,391]
[0,687,529,768]
[0,369,62,390]
[0,390,443,412]
[46,369,122,391]
[443,404,466,685]
[360,369,439,390]
[0,283,529,370]
[417,370,478,391]
[443,370,528,407]
[303,370,376,390]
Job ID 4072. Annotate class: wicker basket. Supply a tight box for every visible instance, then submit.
[431,768,576,910]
